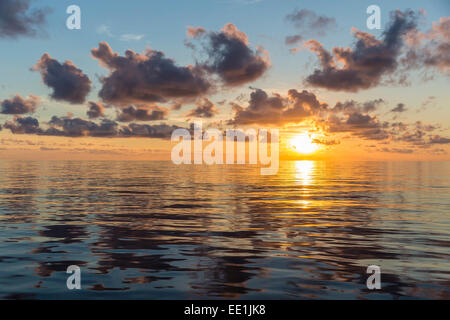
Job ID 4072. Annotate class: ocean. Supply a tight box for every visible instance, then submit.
[0,160,448,299]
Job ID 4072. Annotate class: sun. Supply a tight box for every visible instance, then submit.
[289,133,319,154]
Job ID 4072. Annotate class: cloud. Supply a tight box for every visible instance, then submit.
[3,115,187,140]
[187,98,218,118]
[187,23,270,86]
[380,147,414,154]
[46,116,119,137]
[3,116,41,134]
[323,99,391,141]
[33,53,92,104]
[305,10,418,92]
[0,0,51,38]
[86,101,105,119]
[91,42,211,104]
[285,35,303,46]
[429,135,450,144]
[328,112,390,141]
[120,34,145,41]
[391,103,407,112]
[403,17,450,75]
[229,88,285,125]
[119,123,183,139]
[1,94,40,114]
[186,26,206,38]
[390,121,443,147]
[229,88,327,125]
[285,9,336,46]
[227,88,441,146]
[286,9,337,35]
[312,138,340,146]
[96,25,144,42]
[116,106,168,122]
[331,99,385,114]
[96,25,113,37]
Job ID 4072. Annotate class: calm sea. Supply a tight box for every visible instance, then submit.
[0,160,449,299]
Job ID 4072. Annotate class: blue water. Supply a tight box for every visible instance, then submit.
[0,160,449,299]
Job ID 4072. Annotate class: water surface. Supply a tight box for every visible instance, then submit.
[0,160,449,299]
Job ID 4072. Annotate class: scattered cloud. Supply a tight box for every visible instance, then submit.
[186,26,206,38]
[3,115,186,140]
[187,23,270,86]
[0,0,51,38]
[304,10,419,92]
[285,35,302,46]
[4,116,41,134]
[119,34,145,41]
[380,147,414,154]
[86,101,106,119]
[116,106,168,122]
[187,98,218,118]
[429,135,450,144]
[403,17,450,75]
[285,9,336,46]
[91,42,212,104]
[96,25,113,37]
[33,53,91,104]
[286,9,337,36]
[391,103,407,113]
[1,94,40,114]
[229,88,327,125]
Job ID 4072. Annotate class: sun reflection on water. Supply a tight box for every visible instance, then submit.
[294,160,315,186]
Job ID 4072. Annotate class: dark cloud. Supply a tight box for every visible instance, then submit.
[119,123,183,139]
[46,116,119,137]
[229,88,327,125]
[0,0,50,38]
[403,17,450,75]
[327,100,391,141]
[285,9,336,46]
[87,101,105,119]
[429,135,450,144]
[285,35,302,46]
[116,106,168,122]
[3,115,184,140]
[91,42,211,105]
[391,103,407,113]
[380,147,414,154]
[305,10,418,91]
[229,89,285,125]
[286,9,337,35]
[33,53,91,104]
[1,94,39,114]
[227,87,442,147]
[332,99,384,114]
[3,116,41,134]
[188,23,270,86]
[187,98,218,118]
[396,128,427,145]
[328,112,390,141]
[390,121,441,147]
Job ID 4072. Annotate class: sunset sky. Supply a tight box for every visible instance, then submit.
[0,0,449,161]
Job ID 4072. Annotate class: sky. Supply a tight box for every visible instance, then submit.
[0,0,449,161]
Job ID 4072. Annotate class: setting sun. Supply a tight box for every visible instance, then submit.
[289,133,319,154]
